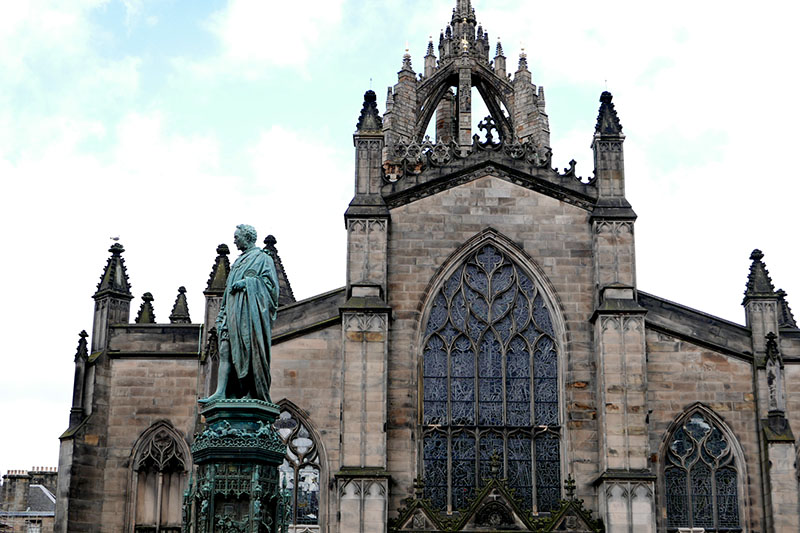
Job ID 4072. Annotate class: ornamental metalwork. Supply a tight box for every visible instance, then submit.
[274,410,321,529]
[421,244,561,514]
[664,412,740,532]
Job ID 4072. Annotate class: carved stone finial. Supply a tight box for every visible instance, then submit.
[135,292,156,324]
[75,330,89,362]
[401,49,414,72]
[355,90,383,132]
[595,91,623,135]
[95,242,132,299]
[776,289,798,328]
[205,244,231,295]
[169,286,191,324]
[744,248,776,303]
[426,37,435,56]
[413,477,424,499]
[518,48,528,70]
[564,474,577,499]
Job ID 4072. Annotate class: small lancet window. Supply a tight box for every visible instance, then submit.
[664,412,741,532]
[274,409,322,530]
[421,244,561,514]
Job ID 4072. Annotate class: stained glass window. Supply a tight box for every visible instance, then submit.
[421,244,561,513]
[274,410,321,530]
[664,412,741,532]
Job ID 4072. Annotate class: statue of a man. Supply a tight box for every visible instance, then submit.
[202,224,279,403]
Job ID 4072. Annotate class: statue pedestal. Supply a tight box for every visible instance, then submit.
[184,399,286,533]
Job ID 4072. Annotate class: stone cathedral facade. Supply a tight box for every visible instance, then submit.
[55,2,800,532]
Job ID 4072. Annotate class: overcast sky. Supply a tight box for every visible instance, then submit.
[1,0,799,477]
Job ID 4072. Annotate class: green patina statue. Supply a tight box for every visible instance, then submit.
[201,224,279,403]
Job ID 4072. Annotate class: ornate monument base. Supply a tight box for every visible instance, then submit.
[183,400,286,533]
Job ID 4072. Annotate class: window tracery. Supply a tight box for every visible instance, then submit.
[421,244,561,514]
[274,409,321,531]
[664,411,741,532]
[130,422,189,533]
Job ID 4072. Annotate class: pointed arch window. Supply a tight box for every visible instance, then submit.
[664,412,741,532]
[274,409,321,531]
[421,244,561,514]
[130,423,190,533]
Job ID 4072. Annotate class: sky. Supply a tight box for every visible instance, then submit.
[1,0,799,477]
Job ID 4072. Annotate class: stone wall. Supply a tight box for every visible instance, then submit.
[384,174,597,513]
[645,329,762,531]
[271,324,343,533]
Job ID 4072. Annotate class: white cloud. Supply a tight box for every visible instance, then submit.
[193,0,346,79]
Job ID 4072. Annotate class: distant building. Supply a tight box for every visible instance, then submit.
[55,1,800,532]
[1,468,57,532]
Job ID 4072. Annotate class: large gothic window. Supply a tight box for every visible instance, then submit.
[274,409,322,531]
[421,244,561,514]
[664,412,741,532]
[130,422,189,533]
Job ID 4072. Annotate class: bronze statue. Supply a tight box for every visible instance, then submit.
[202,224,279,403]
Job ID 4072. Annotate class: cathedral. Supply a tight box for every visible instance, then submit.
[55,1,800,532]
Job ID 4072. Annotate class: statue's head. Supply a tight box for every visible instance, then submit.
[233,224,257,251]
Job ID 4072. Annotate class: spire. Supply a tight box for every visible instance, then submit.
[595,91,623,135]
[135,292,156,324]
[777,289,797,328]
[94,243,132,299]
[744,249,777,303]
[169,286,191,324]
[426,37,435,57]
[263,235,296,307]
[205,244,230,295]
[495,39,505,58]
[74,330,88,362]
[356,90,383,133]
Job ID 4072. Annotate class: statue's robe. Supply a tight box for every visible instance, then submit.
[216,246,279,401]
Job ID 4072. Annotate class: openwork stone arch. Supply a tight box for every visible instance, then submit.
[659,404,747,532]
[418,229,566,515]
[126,420,191,533]
[414,65,514,143]
[274,399,328,533]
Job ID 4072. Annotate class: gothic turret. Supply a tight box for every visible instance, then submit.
[591,91,634,217]
[91,243,133,353]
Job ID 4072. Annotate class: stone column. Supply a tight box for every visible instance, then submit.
[590,91,655,533]
[457,62,472,151]
[335,92,392,533]
[742,254,800,532]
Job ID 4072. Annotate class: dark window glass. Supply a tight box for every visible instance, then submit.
[421,245,560,513]
[664,412,741,532]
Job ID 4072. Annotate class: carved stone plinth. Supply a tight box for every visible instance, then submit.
[183,400,287,533]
